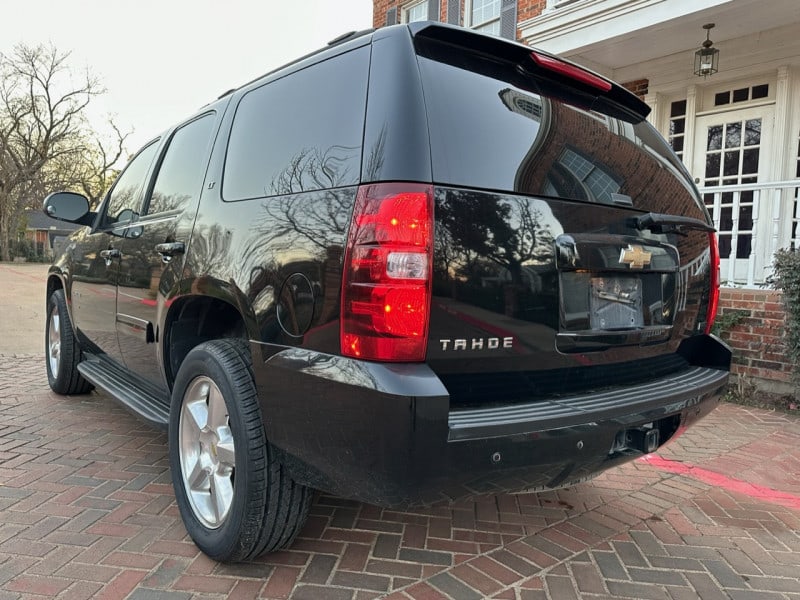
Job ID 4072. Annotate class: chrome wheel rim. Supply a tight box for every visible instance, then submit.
[179,376,236,529]
[47,304,61,378]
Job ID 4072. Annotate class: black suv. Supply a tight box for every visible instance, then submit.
[43,22,730,562]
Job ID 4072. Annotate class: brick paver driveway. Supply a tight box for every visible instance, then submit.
[2,262,800,599]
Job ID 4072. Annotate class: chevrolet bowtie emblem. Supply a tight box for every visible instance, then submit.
[620,244,652,269]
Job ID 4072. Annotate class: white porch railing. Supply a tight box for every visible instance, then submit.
[698,179,800,288]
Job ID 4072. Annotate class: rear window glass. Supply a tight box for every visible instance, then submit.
[223,47,369,201]
[418,56,547,194]
[417,53,684,205]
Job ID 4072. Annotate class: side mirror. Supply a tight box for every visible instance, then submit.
[115,208,137,225]
[43,192,92,224]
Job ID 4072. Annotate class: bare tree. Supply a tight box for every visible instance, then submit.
[0,43,102,261]
[60,119,130,206]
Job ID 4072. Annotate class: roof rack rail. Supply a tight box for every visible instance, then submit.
[328,29,373,46]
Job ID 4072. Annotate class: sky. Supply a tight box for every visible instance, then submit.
[2,0,374,157]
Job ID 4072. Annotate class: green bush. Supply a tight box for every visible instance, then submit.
[7,239,49,262]
[771,249,800,397]
[711,309,748,337]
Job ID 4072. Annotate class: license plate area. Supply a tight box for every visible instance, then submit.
[561,271,675,331]
[555,235,679,352]
[558,271,676,352]
[590,276,643,330]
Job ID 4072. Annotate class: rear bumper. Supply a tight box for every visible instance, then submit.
[252,336,730,508]
[448,366,725,441]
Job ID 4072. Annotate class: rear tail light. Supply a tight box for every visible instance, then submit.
[530,51,612,92]
[341,183,434,361]
[704,231,721,334]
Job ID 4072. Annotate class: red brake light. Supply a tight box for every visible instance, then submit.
[530,51,613,92]
[341,183,434,361]
[704,231,721,334]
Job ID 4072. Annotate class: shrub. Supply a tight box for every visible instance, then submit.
[771,249,800,397]
[711,308,748,337]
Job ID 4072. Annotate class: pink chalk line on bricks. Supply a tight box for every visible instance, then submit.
[641,454,800,511]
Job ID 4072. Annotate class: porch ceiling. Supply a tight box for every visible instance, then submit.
[521,0,800,73]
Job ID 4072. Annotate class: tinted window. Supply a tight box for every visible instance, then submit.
[417,56,546,193]
[105,141,159,223]
[416,50,686,206]
[223,47,368,201]
[147,114,215,215]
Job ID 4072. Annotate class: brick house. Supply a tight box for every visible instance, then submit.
[22,209,80,259]
[372,0,800,391]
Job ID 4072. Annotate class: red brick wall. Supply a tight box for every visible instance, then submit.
[717,288,792,387]
[516,0,546,40]
[622,79,649,99]
[372,0,547,37]
[373,0,392,28]
[517,0,547,25]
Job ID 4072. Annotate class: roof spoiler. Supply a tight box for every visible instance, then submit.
[408,21,650,124]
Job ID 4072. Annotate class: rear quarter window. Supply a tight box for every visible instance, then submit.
[222,47,369,201]
[146,113,216,215]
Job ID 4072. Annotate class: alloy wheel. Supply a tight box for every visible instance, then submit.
[47,304,61,378]
[178,376,236,529]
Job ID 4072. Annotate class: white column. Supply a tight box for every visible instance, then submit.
[773,67,792,182]
[683,85,698,174]
[645,91,662,130]
[770,66,792,267]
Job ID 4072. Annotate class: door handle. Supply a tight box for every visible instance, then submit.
[99,248,121,266]
[155,242,185,263]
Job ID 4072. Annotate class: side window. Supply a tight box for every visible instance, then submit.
[468,0,501,35]
[402,0,429,23]
[105,141,160,224]
[223,46,369,201]
[146,113,216,215]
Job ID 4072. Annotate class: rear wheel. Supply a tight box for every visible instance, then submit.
[45,289,92,394]
[169,338,312,562]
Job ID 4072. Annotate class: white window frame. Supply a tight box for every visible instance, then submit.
[465,0,500,35]
[401,0,429,23]
[545,0,584,12]
[698,77,775,114]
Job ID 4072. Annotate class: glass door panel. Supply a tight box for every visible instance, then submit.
[693,107,773,284]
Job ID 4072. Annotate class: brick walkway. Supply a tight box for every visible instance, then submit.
[1,352,799,599]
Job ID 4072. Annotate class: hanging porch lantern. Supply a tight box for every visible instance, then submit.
[694,23,720,77]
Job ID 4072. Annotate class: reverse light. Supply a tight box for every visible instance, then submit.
[704,231,721,335]
[530,51,613,92]
[386,252,428,279]
[341,183,434,361]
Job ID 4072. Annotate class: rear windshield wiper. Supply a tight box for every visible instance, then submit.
[631,212,715,236]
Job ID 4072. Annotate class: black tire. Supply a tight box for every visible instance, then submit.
[45,288,92,395]
[168,338,312,562]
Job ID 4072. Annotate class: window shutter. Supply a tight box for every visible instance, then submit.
[386,7,398,26]
[447,0,461,24]
[428,0,441,21]
[500,0,517,40]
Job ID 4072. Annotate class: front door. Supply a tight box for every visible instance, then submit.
[692,107,774,284]
[70,141,161,363]
[69,227,122,360]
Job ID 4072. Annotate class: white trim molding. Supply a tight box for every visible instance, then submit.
[520,0,731,55]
